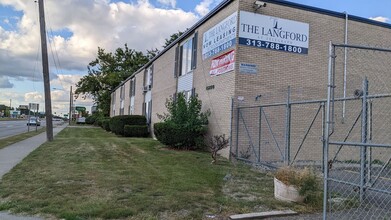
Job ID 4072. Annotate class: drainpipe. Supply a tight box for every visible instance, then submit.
[342,12,348,123]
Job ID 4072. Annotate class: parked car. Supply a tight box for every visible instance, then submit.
[27,117,41,126]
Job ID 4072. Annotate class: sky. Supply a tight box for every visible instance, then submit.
[0,0,390,116]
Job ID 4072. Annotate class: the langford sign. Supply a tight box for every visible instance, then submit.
[239,11,309,54]
[210,50,235,76]
[202,12,237,60]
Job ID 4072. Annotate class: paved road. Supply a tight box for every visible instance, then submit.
[0,119,63,139]
[0,120,44,139]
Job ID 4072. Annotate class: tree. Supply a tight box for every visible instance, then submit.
[146,48,159,60]
[75,44,149,116]
[163,31,184,48]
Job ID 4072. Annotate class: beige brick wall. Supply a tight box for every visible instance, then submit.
[233,0,391,163]
[149,46,178,136]
[110,0,391,162]
[193,1,239,158]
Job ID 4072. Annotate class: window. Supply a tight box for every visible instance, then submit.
[120,85,125,100]
[180,38,193,76]
[120,85,125,115]
[175,32,198,77]
[145,65,153,87]
[129,78,136,97]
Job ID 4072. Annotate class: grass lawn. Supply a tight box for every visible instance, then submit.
[0,127,46,150]
[0,127,319,220]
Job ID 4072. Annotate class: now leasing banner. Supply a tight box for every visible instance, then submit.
[239,11,309,54]
[210,50,235,76]
[202,12,237,60]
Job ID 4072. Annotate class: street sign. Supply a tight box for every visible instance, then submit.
[75,106,86,112]
[19,105,29,110]
[29,103,39,111]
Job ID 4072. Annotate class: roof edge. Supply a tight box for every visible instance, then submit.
[266,0,391,29]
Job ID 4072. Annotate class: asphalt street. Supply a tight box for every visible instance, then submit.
[0,119,53,139]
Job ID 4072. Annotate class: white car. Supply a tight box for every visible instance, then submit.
[27,117,41,126]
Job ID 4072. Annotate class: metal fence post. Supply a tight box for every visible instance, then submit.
[360,77,369,202]
[321,102,326,174]
[236,107,240,159]
[229,98,234,161]
[258,107,262,163]
[323,42,334,220]
[367,100,373,184]
[285,86,291,166]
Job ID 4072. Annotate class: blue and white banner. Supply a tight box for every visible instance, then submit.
[239,11,309,54]
[202,12,237,60]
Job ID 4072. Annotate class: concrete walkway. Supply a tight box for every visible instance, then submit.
[0,124,67,220]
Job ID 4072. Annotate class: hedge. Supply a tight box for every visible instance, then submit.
[85,115,96,125]
[124,125,149,137]
[154,122,206,149]
[102,119,111,132]
[109,115,147,135]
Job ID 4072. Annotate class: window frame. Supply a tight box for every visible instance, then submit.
[178,32,198,77]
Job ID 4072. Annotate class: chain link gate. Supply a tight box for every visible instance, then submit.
[234,89,328,170]
[323,43,391,219]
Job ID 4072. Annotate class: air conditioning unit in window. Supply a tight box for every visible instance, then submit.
[143,85,152,92]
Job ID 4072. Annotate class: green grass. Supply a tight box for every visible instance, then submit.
[0,127,46,150]
[0,127,319,219]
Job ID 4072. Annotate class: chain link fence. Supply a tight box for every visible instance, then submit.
[324,44,391,219]
[234,96,326,170]
[232,43,391,219]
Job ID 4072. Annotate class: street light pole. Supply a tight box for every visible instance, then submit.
[69,86,72,125]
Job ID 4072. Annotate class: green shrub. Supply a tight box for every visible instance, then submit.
[85,115,97,124]
[109,115,147,136]
[154,93,209,150]
[95,116,108,127]
[102,119,111,132]
[124,125,149,137]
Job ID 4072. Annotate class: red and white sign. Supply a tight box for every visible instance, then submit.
[210,50,235,76]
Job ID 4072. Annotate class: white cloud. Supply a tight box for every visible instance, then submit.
[369,16,390,23]
[0,0,198,79]
[0,0,201,113]
[195,0,214,17]
[157,0,176,8]
[24,91,44,103]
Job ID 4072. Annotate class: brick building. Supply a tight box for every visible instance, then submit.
[110,0,391,160]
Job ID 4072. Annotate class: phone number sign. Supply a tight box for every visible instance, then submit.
[239,11,309,54]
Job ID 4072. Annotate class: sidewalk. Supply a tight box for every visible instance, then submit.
[0,124,68,220]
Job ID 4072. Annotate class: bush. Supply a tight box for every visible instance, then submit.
[109,115,147,136]
[85,115,95,124]
[154,93,209,150]
[95,116,108,127]
[124,125,149,137]
[154,122,206,149]
[102,119,111,132]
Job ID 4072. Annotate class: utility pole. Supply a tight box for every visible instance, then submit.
[38,0,53,141]
[69,86,72,125]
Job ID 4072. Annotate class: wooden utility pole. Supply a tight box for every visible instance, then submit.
[38,0,53,141]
